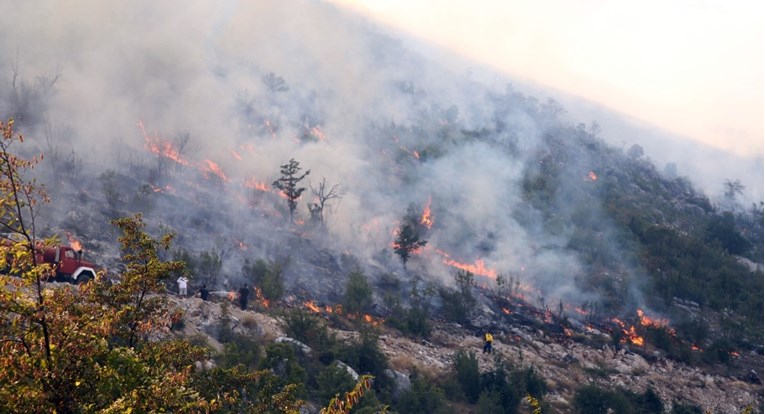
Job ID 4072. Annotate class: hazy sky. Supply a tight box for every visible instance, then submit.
[329,0,764,158]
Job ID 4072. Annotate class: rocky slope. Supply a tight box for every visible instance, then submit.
[170,295,763,413]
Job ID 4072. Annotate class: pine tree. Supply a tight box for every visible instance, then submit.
[272,158,310,223]
[393,224,427,268]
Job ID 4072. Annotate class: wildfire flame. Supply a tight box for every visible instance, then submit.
[229,149,243,160]
[610,309,674,347]
[309,126,327,141]
[254,287,270,308]
[302,301,383,326]
[66,232,83,251]
[434,249,497,278]
[304,300,321,313]
[227,291,236,301]
[625,325,644,346]
[420,197,434,229]
[245,178,272,192]
[201,159,229,182]
[585,171,597,181]
[501,307,511,315]
[138,120,190,166]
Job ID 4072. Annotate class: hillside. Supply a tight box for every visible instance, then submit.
[168,294,762,413]
[0,0,762,412]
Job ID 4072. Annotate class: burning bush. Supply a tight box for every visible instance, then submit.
[242,258,285,302]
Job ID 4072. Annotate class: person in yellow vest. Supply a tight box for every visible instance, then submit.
[483,331,494,354]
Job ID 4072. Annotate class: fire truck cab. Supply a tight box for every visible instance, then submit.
[37,245,97,283]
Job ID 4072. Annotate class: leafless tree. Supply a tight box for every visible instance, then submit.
[307,177,344,226]
[261,72,289,93]
[8,53,62,127]
[723,179,745,200]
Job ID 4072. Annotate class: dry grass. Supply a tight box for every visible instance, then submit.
[389,353,444,378]
[241,314,258,329]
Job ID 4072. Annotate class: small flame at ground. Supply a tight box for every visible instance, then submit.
[420,197,434,229]
[202,160,229,182]
[138,120,190,166]
[585,171,597,181]
[254,287,270,308]
[304,300,321,313]
[444,258,497,279]
[245,178,272,192]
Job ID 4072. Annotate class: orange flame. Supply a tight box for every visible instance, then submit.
[435,249,497,278]
[574,307,589,316]
[227,291,236,301]
[625,326,644,346]
[245,178,272,192]
[585,171,597,181]
[309,126,327,141]
[304,301,321,313]
[202,160,229,182]
[691,344,702,351]
[443,258,497,279]
[229,149,243,160]
[637,309,676,336]
[420,197,434,229]
[138,120,190,166]
[501,307,511,315]
[255,287,270,308]
[66,232,83,251]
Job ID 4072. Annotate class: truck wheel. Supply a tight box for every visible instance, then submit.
[77,271,94,284]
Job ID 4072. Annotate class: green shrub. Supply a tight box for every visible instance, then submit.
[218,333,261,371]
[395,372,450,414]
[259,343,307,396]
[334,329,394,402]
[671,402,703,414]
[282,308,337,351]
[573,385,664,414]
[477,390,503,414]
[242,258,285,301]
[387,301,432,339]
[439,270,477,324]
[314,363,356,404]
[343,270,373,314]
[452,349,481,404]
[573,385,632,414]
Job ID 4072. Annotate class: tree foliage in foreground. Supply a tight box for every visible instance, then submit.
[0,119,303,413]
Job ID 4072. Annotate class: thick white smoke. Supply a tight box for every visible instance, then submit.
[1,0,751,312]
